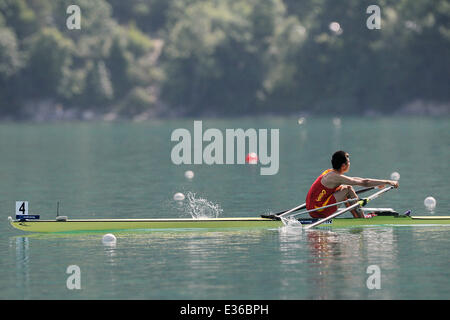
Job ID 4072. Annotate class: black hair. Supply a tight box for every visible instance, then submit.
[331,150,349,170]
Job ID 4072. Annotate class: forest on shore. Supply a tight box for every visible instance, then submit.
[0,0,449,120]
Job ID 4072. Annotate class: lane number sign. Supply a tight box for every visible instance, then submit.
[16,201,28,216]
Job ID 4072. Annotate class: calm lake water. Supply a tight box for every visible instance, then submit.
[0,117,449,300]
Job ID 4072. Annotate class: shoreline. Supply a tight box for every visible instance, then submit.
[1,99,449,123]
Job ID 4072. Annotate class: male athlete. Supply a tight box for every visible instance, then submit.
[306,151,399,219]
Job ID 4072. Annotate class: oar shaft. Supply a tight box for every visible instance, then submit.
[271,204,306,217]
[280,203,307,217]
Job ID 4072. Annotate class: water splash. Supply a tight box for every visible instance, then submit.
[281,216,303,228]
[279,216,303,234]
[183,192,223,219]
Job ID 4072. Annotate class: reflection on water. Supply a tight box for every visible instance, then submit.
[8,224,450,299]
[15,237,30,299]
[277,226,400,299]
[304,228,398,299]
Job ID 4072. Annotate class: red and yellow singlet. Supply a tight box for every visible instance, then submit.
[305,169,340,218]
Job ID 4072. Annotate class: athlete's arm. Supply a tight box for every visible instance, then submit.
[328,174,399,188]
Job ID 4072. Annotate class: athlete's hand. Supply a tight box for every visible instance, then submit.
[389,181,399,188]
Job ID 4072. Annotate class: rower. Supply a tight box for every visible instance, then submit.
[305,151,399,219]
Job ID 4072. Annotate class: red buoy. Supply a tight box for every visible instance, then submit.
[246,152,258,164]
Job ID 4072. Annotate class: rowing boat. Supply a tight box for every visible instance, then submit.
[8,187,449,233]
[8,215,450,233]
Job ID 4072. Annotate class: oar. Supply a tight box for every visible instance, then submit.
[304,186,393,230]
[263,203,306,218]
[261,186,375,220]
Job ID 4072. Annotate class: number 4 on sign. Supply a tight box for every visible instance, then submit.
[16,201,28,216]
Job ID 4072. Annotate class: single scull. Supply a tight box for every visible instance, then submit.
[8,214,450,233]
[8,187,449,233]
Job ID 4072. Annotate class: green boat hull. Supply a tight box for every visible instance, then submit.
[9,217,283,233]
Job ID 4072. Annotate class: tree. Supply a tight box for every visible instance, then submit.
[22,27,74,98]
[0,26,22,116]
[162,0,294,115]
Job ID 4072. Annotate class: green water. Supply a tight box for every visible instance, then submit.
[1,117,449,299]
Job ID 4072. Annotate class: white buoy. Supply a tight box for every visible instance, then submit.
[102,233,117,245]
[329,22,341,33]
[332,117,341,128]
[184,170,194,179]
[173,192,185,201]
[390,172,400,181]
[297,117,306,125]
[329,22,343,35]
[424,196,436,210]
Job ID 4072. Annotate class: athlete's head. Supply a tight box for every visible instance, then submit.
[332,150,350,172]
